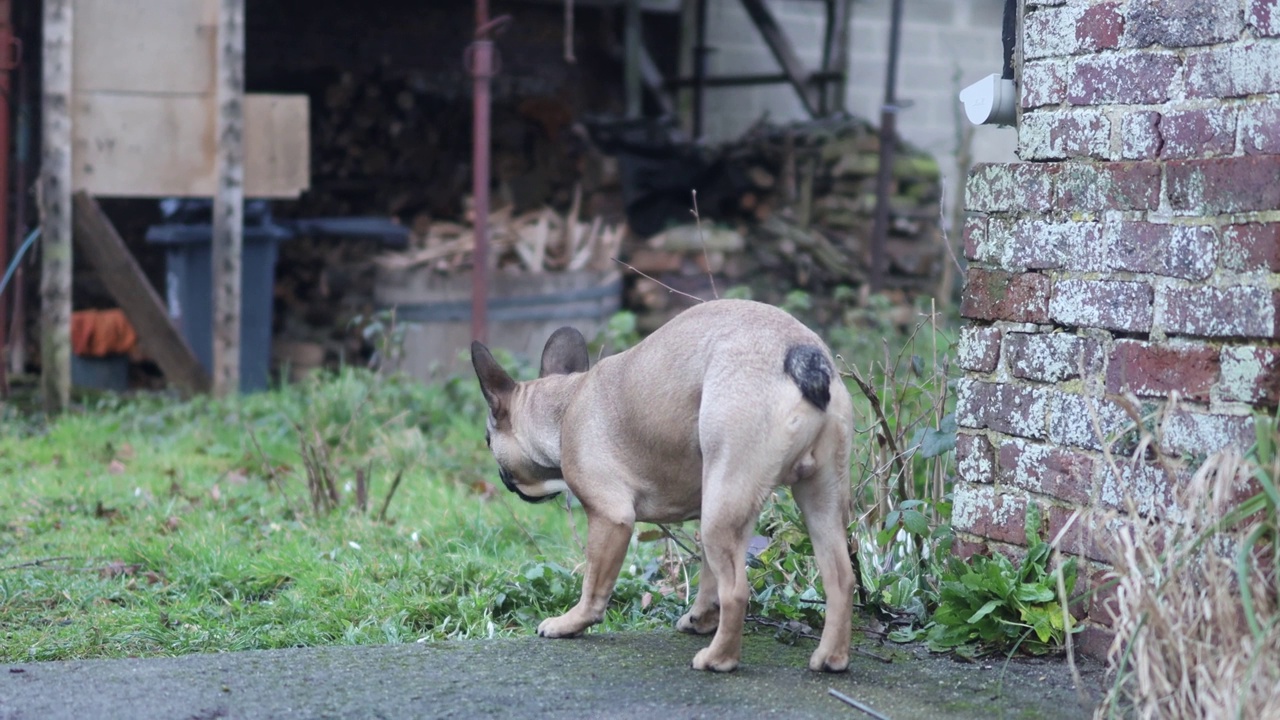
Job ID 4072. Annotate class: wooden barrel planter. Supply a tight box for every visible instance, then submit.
[374,267,622,381]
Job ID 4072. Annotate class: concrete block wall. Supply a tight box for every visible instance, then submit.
[954,0,1280,655]
[701,0,1018,200]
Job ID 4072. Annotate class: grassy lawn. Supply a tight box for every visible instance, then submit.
[0,300,961,663]
[0,368,690,662]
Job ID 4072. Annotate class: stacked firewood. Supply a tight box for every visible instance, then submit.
[620,117,945,329]
[374,192,625,276]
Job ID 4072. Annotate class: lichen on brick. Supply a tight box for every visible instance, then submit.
[1048,392,1135,451]
[1219,347,1280,404]
[1160,410,1255,456]
[1098,460,1184,522]
[1006,332,1100,383]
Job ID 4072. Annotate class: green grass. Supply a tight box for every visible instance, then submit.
[0,368,683,662]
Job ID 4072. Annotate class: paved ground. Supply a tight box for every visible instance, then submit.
[0,631,1104,719]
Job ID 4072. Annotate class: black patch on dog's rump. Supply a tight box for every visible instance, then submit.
[784,345,832,411]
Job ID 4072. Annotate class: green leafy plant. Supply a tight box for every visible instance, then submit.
[922,507,1078,657]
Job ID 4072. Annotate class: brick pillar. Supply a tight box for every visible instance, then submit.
[954,1,1280,657]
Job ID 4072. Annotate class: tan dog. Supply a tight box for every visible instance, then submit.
[470,299,856,672]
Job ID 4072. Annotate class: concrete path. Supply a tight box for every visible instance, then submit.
[1,631,1103,719]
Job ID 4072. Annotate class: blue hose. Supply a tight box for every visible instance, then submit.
[0,228,40,298]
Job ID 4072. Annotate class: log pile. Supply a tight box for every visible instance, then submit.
[620,116,945,329]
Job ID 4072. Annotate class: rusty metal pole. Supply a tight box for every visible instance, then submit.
[0,0,14,397]
[869,0,904,293]
[469,0,495,345]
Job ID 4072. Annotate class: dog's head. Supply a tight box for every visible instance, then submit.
[470,327,590,504]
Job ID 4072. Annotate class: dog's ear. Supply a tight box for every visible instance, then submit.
[471,341,516,414]
[539,327,589,377]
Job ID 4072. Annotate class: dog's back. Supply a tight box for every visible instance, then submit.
[561,299,852,523]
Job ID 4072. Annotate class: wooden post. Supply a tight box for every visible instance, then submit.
[40,0,72,413]
[212,0,245,396]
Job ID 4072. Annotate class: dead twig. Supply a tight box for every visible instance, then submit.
[612,257,705,304]
[376,470,404,523]
[690,190,718,300]
[842,363,908,500]
[1,556,78,572]
[827,688,893,720]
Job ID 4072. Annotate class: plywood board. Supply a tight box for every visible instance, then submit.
[72,0,217,95]
[72,93,309,198]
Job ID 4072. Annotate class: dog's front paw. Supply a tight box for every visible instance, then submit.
[676,610,718,635]
[691,647,739,673]
[537,613,589,638]
[807,648,849,673]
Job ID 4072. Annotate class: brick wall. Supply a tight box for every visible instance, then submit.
[955,0,1280,657]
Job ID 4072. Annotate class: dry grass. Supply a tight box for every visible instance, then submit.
[1097,420,1280,719]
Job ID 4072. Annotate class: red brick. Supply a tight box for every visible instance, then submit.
[1158,286,1279,338]
[1024,3,1124,59]
[953,485,1029,546]
[1124,0,1244,48]
[1054,163,1161,211]
[957,326,1002,373]
[1006,332,1103,383]
[1167,156,1280,214]
[1160,409,1256,456]
[957,432,997,485]
[962,216,987,261]
[1047,506,1107,562]
[1106,340,1220,402]
[1077,624,1116,660]
[1068,52,1179,105]
[961,269,1052,324]
[1219,347,1280,406]
[1220,223,1280,273]
[1019,108,1110,160]
[1160,107,1237,159]
[951,537,989,561]
[956,380,1051,440]
[1120,111,1163,159]
[966,163,1057,213]
[1022,59,1067,108]
[1084,568,1121,627]
[1251,0,1280,37]
[998,439,1095,504]
[1050,279,1154,333]
[1098,461,1187,520]
[1239,100,1280,155]
[1104,222,1217,280]
[1186,41,1280,98]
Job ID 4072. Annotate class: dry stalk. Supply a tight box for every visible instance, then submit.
[1097,446,1280,720]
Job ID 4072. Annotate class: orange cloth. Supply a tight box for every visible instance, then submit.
[71,309,139,358]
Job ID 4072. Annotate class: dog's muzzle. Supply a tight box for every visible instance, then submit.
[499,467,563,504]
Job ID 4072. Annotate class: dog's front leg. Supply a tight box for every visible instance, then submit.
[537,510,634,638]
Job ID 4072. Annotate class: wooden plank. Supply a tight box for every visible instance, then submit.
[244,95,310,198]
[71,192,211,395]
[212,0,245,397]
[41,0,73,414]
[72,93,308,198]
[737,0,820,117]
[72,0,216,95]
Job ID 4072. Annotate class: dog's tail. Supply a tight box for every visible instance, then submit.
[785,345,833,411]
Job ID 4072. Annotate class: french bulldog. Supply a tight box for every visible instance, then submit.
[470,298,855,672]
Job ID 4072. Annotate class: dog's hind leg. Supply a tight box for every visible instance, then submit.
[791,426,855,672]
[676,546,720,635]
[689,458,772,672]
[537,504,635,638]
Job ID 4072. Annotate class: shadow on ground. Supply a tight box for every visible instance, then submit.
[1,630,1104,719]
